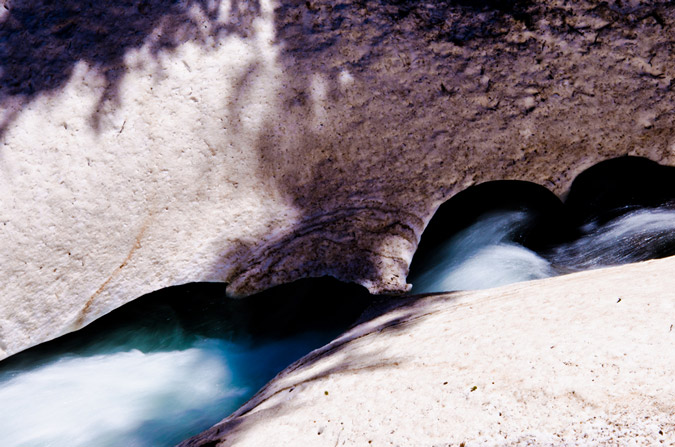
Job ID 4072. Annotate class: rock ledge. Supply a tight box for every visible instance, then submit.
[181,257,675,446]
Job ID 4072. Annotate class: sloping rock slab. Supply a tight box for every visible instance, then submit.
[181,257,675,446]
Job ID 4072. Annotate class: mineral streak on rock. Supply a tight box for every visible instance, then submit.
[1,0,675,358]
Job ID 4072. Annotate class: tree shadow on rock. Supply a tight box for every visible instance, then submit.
[0,0,260,134]
[177,287,444,447]
[222,0,546,296]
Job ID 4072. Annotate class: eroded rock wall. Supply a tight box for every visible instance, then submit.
[1,0,675,358]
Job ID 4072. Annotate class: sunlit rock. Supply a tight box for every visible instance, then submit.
[2,0,675,358]
[180,256,675,446]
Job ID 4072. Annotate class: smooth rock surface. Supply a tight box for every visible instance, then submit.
[181,257,675,447]
[3,0,675,357]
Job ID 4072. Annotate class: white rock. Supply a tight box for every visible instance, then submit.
[181,257,675,446]
[2,0,675,358]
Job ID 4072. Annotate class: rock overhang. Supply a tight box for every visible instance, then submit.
[1,0,675,358]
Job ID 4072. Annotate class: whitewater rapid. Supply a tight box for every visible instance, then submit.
[0,317,341,446]
[1,206,674,446]
[411,206,675,293]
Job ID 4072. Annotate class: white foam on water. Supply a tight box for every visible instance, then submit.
[412,211,555,293]
[430,243,555,292]
[551,207,675,269]
[0,339,244,447]
[2,207,674,447]
[0,328,336,447]
[412,207,675,294]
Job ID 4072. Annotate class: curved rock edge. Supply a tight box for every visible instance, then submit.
[180,256,675,446]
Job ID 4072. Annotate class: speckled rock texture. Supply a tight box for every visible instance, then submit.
[2,0,675,358]
[180,257,675,447]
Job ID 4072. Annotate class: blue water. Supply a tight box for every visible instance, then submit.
[410,206,675,293]
[0,282,364,447]
[0,334,334,447]
[2,205,675,446]
[410,211,555,293]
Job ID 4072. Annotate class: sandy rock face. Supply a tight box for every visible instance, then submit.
[2,0,675,357]
[180,257,675,447]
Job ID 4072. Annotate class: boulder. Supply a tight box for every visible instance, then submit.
[180,256,675,446]
[2,0,675,357]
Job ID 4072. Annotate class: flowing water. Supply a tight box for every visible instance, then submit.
[549,207,675,269]
[2,204,675,446]
[410,206,675,294]
[0,282,369,447]
[411,211,555,293]
[0,323,339,447]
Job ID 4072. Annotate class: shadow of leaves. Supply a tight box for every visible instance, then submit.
[0,0,260,132]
